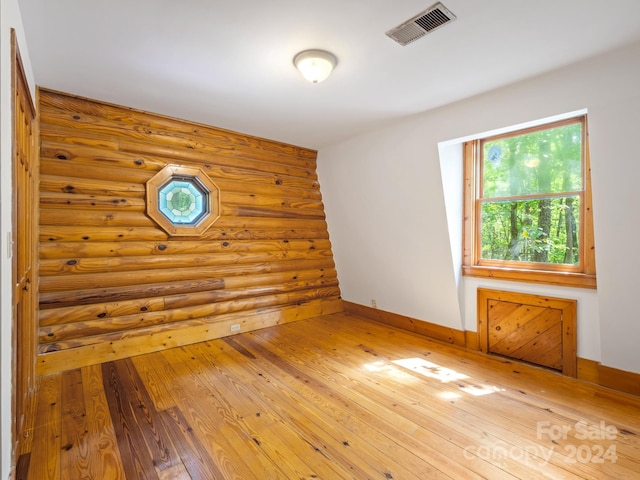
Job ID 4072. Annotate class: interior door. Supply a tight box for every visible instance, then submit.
[12,29,37,460]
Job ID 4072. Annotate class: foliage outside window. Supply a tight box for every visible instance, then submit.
[463,116,596,288]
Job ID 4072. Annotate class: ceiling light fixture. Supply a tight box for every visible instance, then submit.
[293,49,337,84]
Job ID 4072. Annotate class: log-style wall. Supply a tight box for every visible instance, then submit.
[37,89,342,374]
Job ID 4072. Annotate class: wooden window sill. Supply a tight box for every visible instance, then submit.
[463,265,597,289]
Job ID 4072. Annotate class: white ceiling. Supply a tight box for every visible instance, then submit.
[18,0,640,149]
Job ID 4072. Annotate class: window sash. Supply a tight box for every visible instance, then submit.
[462,115,596,288]
[476,193,583,269]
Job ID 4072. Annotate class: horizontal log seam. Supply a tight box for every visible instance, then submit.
[39,249,334,276]
[37,297,341,354]
[39,287,342,343]
[39,112,318,170]
[39,257,336,292]
[40,238,331,259]
[40,154,319,190]
[40,170,323,200]
[39,209,329,229]
[39,191,326,213]
[39,91,317,161]
[39,128,317,180]
[39,226,330,243]
[39,275,340,322]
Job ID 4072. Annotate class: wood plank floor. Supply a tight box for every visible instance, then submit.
[17,313,640,479]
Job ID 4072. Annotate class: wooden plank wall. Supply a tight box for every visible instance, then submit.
[36,89,342,375]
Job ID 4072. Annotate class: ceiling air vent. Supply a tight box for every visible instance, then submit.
[386,2,457,46]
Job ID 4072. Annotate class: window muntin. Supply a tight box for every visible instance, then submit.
[463,115,596,288]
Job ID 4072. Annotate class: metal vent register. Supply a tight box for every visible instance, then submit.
[386,2,457,46]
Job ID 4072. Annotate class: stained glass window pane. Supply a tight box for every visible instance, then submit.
[158,177,209,225]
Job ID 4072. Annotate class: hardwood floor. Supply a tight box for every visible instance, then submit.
[17,313,640,479]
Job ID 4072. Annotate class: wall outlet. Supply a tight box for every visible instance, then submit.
[371,299,377,308]
[230,324,241,332]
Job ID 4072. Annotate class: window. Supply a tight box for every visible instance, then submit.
[146,165,221,237]
[463,115,596,288]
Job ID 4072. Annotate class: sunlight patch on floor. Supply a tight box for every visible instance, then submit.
[392,357,468,383]
[363,360,418,381]
[376,358,504,400]
[438,391,462,400]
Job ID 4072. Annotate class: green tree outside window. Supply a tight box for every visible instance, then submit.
[480,121,583,265]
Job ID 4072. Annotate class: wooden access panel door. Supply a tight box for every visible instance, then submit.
[477,289,577,377]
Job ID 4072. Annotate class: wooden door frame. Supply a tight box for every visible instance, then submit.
[477,288,577,377]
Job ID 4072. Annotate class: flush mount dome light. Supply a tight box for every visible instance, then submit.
[293,49,337,83]
[147,165,220,236]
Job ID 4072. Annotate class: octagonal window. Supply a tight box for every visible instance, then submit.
[147,165,220,236]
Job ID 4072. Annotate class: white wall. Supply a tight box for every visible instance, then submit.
[0,0,34,477]
[318,40,640,374]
